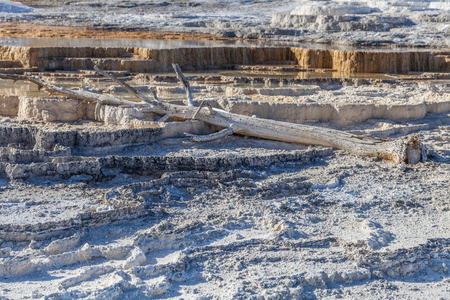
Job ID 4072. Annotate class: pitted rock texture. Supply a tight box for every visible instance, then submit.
[0,141,448,298]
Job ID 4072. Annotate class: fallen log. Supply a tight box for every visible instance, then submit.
[143,98,427,164]
[0,73,139,107]
[0,70,427,164]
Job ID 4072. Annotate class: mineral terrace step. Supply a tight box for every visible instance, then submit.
[258,60,297,65]
[24,71,95,78]
[0,60,23,68]
[79,70,130,77]
[2,45,449,74]
[0,148,331,181]
[237,65,317,72]
[0,68,39,74]
[39,58,159,72]
[435,54,450,71]
[23,70,130,79]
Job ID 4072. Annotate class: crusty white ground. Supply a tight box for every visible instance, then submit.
[0,1,448,298]
[0,0,449,48]
[0,114,448,299]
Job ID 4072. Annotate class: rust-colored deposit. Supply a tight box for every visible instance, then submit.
[0,22,236,41]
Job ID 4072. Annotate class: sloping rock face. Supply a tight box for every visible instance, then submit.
[0,95,18,116]
[0,45,448,74]
[130,47,295,71]
[17,96,85,122]
[130,47,450,73]
[272,0,450,33]
[272,14,412,32]
[290,48,449,73]
[0,46,30,66]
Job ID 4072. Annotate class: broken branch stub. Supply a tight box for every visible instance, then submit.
[186,124,237,142]
[0,71,428,165]
[172,63,194,106]
[93,65,158,106]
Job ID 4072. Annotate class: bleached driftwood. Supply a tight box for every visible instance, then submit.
[0,69,427,164]
[93,65,157,106]
[0,73,138,107]
[173,63,194,106]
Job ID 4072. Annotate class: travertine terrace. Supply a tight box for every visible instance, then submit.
[1,44,449,73]
[0,0,449,299]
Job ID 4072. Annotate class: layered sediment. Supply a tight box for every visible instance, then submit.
[2,76,449,125]
[290,48,450,73]
[0,45,449,74]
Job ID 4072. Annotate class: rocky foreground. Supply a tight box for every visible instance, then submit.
[0,55,447,299]
[0,0,448,299]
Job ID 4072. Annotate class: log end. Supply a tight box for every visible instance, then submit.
[404,134,427,165]
[380,133,428,165]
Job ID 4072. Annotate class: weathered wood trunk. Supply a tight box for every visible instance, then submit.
[0,70,427,165]
[144,102,426,164]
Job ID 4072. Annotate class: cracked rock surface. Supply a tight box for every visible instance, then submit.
[0,123,448,298]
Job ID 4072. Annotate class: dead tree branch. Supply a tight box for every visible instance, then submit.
[172,63,194,106]
[93,65,158,106]
[0,71,428,165]
[0,73,139,107]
